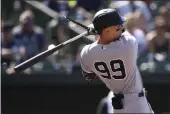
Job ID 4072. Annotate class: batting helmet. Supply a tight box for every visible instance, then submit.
[92,9,126,34]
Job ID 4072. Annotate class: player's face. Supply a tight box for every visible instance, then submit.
[102,25,122,41]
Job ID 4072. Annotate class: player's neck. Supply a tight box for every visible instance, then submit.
[98,36,120,45]
[98,38,111,45]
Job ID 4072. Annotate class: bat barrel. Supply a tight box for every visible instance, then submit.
[14,44,64,72]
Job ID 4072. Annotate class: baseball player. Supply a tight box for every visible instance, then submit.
[80,8,154,113]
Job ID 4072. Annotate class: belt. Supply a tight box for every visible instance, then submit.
[138,90,145,97]
[114,90,146,99]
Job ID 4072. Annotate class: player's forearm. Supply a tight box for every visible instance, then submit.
[82,70,97,82]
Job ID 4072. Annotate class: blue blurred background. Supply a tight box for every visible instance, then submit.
[1,0,170,114]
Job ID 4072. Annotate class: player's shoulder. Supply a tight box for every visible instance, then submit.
[80,42,97,57]
[121,31,137,44]
[80,44,91,57]
[120,31,138,51]
[80,44,89,55]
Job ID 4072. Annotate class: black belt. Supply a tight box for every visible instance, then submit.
[114,91,146,99]
[138,91,145,97]
[112,90,146,110]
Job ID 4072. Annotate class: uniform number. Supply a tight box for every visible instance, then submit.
[94,59,126,79]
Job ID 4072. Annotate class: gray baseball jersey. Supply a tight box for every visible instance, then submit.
[80,31,143,94]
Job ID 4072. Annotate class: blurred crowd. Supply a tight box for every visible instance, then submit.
[1,0,170,75]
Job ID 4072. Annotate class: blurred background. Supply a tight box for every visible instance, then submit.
[1,0,170,114]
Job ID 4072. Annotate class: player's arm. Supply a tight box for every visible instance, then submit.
[82,70,97,82]
[80,45,97,82]
[124,32,139,64]
[80,57,97,82]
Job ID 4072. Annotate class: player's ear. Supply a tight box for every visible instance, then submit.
[103,28,109,33]
[105,28,110,33]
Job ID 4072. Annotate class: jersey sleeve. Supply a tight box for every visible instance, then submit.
[124,32,138,62]
[80,45,97,81]
[80,45,93,73]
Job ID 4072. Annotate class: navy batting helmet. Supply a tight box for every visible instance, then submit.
[92,9,126,34]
